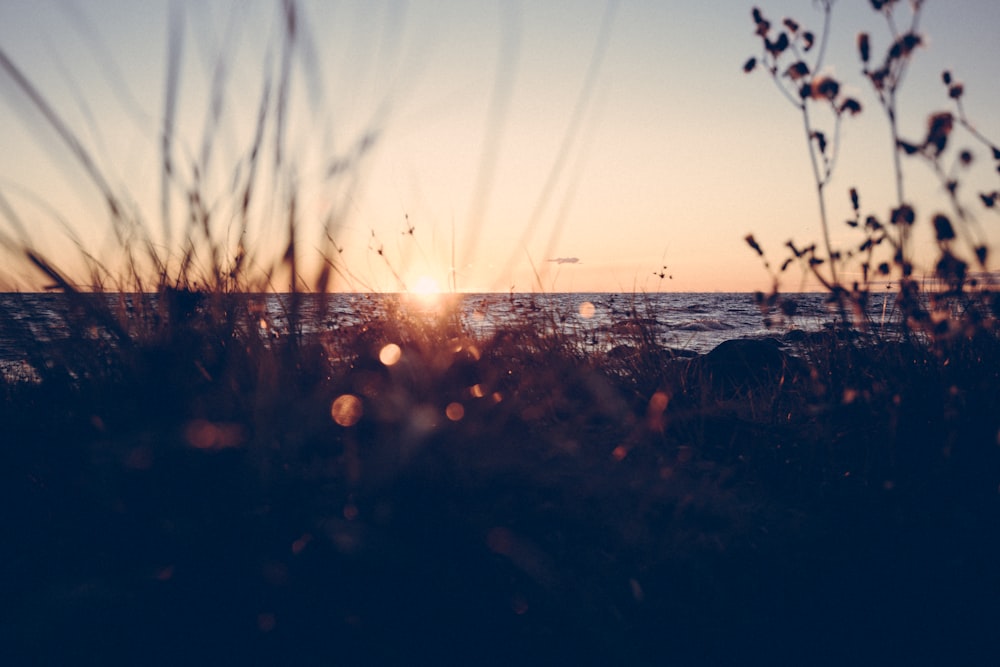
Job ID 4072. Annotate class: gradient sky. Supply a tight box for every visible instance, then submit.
[1,0,998,293]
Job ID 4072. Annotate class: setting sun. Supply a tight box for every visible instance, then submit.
[405,274,450,312]
[412,275,442,296]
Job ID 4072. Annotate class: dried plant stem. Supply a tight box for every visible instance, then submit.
[809,0,838,288]
[869,5,925,269]
[800,104,837,289]
[886,102,909,259]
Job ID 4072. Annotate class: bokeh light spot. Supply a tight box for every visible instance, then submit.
[379,343,402,366]
[331,394,363,427]
[511,592,530,615]
[291,533,313,555]
[184,419,246,450]
[630,578,645,602]
[257,613,277,633]
[446,402,465,421]
[578,301,596,319]
[647,391,670,431]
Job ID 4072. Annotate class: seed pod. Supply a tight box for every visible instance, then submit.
[858,33,871,63]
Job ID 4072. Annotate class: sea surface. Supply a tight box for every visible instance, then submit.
[0,291,900,378]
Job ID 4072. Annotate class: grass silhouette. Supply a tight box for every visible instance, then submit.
[2,2,999,665]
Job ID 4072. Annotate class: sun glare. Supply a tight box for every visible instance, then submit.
[412,275,441,295]
[406,274,449,311]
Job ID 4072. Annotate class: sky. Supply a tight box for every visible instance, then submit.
[1,0,998,293]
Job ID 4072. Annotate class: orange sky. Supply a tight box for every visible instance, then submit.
[1,0,998,293]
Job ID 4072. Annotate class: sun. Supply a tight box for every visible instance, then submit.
[412,275,441,295]
[406,274,448,312]
[404,270,464,315]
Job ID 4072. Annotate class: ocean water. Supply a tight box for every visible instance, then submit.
[0,291,900,376]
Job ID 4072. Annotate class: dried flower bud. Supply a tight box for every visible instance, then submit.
[783,18,799,33]
[858,33,871,63]
[869,67,889,91]
[933,214,955,242]
[924,112,953,156]
[942,70,952,85]
[935,251,966,283]
[743,57,757,73]
[812,131,827,154]
[766,32,790,55]
[870,0,901,12]
[811,76,840,100]
[948,84,964,99]
[888,33,922,61]
[850,188,860,211]
[959,150,973,166]
[785,61,809,80]
[802,31,815,51]
[897,140,920,155]
[891,204,915,226]
[839,98,862,115]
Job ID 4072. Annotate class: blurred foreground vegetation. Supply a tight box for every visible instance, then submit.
[1,288,998,665]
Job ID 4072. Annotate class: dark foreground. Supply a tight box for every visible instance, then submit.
[2,305,999,666]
